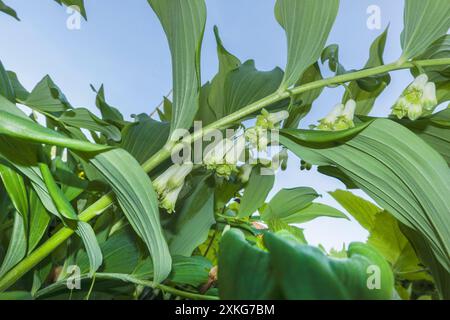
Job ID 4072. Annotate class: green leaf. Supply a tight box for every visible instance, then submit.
[0,212,27,277]
[238,166,274,218]
[401,225,450,299]
[402,110,450,166]
[57,108,121,142]
[90,148,171,283]
[344,26,390,115]
[0,110,111,153]
[219,229,275,299]
[0,291,32,300]
[280,119,450,296]
[169,256,212,287]
[260,187,319,221]
[0,0,19,21]
[331,190,426,280]
[275,0,339,89]
[279,203,348,224]
[400,0,450,61]
[209,60,284,122]
[92,85,125,126]
[219,229,394,299]
[198,26,241,124]
[167,176,215,256]
[39,162,79,221]
[54,0,87,20]
[120,116,170,164]
[76,221,103,277]
[148,0,206,132]
[25,75,71,113]
[27,189,51,253]
[330,189,381,230]
[6,71,29,102]
[0,60,15,102]
[0,163,28,220]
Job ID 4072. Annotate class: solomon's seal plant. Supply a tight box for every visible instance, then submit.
[0,0,449,301]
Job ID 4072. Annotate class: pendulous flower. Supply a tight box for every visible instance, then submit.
[391,74,438,121]
[317,99,356,131]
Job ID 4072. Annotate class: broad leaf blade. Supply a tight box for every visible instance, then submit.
[90,148,172,283]
[148,0,206,132]
[280,119,450,298]
[275,0,339,89]
[400,0,450,61]
[238,166,274,218]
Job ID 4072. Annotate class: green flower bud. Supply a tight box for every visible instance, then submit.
[391,74,438,121]
[224,136,246,165]
[256,109,289,129]
[317,100,355,131]
[160,185,183,214]
[317,103,344,131]
[215,164,238,179]
[422,82,437,112]
[245,127,269,151]
[204,139,234,168]
[167,163,193,190]
[152,164,181,196]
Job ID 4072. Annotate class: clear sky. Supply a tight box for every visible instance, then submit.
[0,0,411,249]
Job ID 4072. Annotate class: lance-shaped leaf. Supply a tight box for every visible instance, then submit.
[0,110,111,153]
[120,116,170,164]
[261,187,347,224]
[0,0,19,21]
[0,212,27,277]
[275,0,339,89]
[90,148,172,283]
[76,222,103,277]
[167,175,215,256]
[57,108,121,142]
[238,166,275,218]
[280,119,450,298]
[219,229,394,299]
[40,161,102,275]
[0,162,28,220]
[400,0,450,61]
[148,0,206,132]
[0,60,15,102]
[25,75,71,113]
[27,189,51,253]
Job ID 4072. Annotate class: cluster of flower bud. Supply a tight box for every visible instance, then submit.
[152,163,193,213]
[317,99,356,131]
[391,74,437,121]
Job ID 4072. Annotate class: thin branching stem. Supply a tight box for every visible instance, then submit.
[0,57,449,292]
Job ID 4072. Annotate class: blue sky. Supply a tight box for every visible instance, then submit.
[0,0,411,249]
